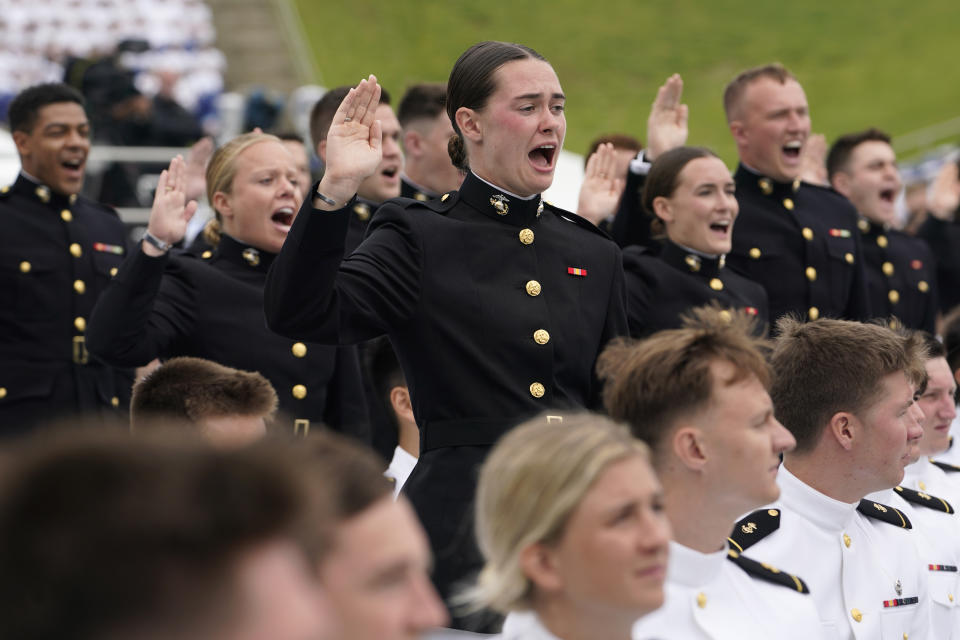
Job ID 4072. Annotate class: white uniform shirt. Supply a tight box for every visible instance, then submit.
[632,541,824,640]
[742,467,932,640]
[866,487,960,639]
[497,611,563,640]
[902,457,960,506]
[384,446,417,498]
[934,414,960,466]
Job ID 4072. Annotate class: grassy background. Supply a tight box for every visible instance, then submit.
[292,0,959,165]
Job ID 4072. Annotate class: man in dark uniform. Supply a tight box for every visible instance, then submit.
[827,128,938,332]
[917,160,960,314]
[308,86,403,254]
[0,83,131,434]
[396,83,464,201]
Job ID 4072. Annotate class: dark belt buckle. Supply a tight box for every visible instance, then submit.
[72,336,89,365]
[294,419,310,437]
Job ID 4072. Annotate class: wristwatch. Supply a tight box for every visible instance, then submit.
[142,230,172,253]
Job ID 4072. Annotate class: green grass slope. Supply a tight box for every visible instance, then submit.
[293,0,959,164]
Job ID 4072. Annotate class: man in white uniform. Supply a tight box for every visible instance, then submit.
[731,318,932,639]
[599,308,824,640]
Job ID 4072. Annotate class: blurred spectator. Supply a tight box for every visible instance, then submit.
[396,82,462,200]
[276,131,312,200]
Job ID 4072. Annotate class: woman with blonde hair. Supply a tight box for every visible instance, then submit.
[468,412,670,640]
[87,133,367,437]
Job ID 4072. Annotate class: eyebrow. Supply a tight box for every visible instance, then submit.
[514,92,566,101]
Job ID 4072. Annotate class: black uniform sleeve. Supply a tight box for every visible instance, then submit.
[322,344,372,443]
[621,248,653,337]
[591,248,629,407]
[610,168,654,249]
[264,191,423,345]
[918,216,960,272]
[87,245,198,367]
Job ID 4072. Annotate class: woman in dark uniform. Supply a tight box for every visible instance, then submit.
[86,133,368,439]
[623,146,769,336]
[263,42,627,621]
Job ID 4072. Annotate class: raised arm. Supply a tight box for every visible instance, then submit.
[577,142,626,226]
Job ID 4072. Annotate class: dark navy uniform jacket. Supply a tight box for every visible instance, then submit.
[400,175,437,202]
[727,165,872,324]
[623,240,769,337]
[0,174,131,434]
[264,170,628,602]
[918,215,960,314]
[857,219,937,333]
[86,234,368,439]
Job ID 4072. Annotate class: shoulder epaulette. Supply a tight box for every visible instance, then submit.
[931,459,960,474]
[857,499,912,529]
[728,508,781,553]
[391,192,459,215]
[894,486,954,514]
[727,549,810,594]
[551,202,611,239]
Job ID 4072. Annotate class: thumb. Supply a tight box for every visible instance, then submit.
[183,200,199,223]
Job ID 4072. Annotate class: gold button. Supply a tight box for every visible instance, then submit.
[19,261,31,273]
[801,227,813,241]
[110,267,118,277]
[0,387,6,399]
[843,533,851,548]
[292,384,307,400]
[882,261,894,277]
[918,280,929,293]
[519,228,534,245]
[904,635,908,640]
[858,219,871,233]
[69,243,82,258]
[709,278,723,291]
[919,481,926,490]
[877,235,888,248]
[749,247,761,259]
[845,252,854,264]
[111,396,119,408]
[530,382,545,398]
[851,608,863,623]
[201,250,213,259]
[525,280,542,297]
[783,198,795,211]
[533,329,550,345]
[74,317,86,332]
[806,266,817,281]
[808,307,819,321]
[73,279,86,294]
[292,342,307,358]
[61,209,72,222]
[767,509,779,517]
[888,289,899,304]
[696,592,707,609]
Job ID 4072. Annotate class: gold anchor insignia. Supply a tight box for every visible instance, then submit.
[35,186,51,203]
[719,254,726,269]
[490,194,510,215]
[874,503,888,513]
[740,522,757,534]
[537,199,544,217]
[242,247,260,267]
[758,178,773,195]
[685,254,701,272]
[69,193,78,205]
[895,579,902,596]
[792,179,801,192]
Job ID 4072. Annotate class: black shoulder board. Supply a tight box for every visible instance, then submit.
[894,486,954,514]
[931,460,960,474]
[728,508,781,552]
[392,192,459,215]
[727,549,810,594]
[857,499,912,529]
[549,202,611,239]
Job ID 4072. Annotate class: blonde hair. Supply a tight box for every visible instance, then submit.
[202,132,281,247]
[465,412,649,614]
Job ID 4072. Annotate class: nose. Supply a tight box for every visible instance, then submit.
[540,107,563,134]
[383,134,402,158]
[771,418,797,455]
[409,574,449,631]
[66,127,89,149]
[640,509,672,553]
[906,403,925,442]
[942,395,958,421]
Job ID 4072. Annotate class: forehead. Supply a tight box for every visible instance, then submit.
[866,370,912,413]
[743,77,807,113]
[236,140,295,169]
[280,139,308,163]
[33,101,88,129]
[924,357,955,388]
[677,156,732,184]
[326,497,428,571]
[576,455,657,514]
[849,140,896,167]
[376,104,401,130]
[491,58,562,98]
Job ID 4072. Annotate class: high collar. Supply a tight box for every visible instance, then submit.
[902,458,935,486]
[665,540,726,588]
[734,163,802,199]
[660,239,725,279]
[501,611,564,640]
[11,173,79,209]
[458,171,543,227]
[214,233,276,273]
[778,465,858,532]
[401,174,437,201]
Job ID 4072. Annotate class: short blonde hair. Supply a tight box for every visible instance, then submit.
[466,412,649,614]
[202,132,281,246]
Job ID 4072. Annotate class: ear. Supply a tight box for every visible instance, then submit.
[519,541,564,594]
[672,426,708,471]
[652,195,674,224]
[831,171,852,198]
[728,119,747,148]
[317,139,327,164]
[11,130,31,157]
[212,191,233,220]
[403,129,423,157]
[827,412,856,451]
[455,107,482,144]
[389,386,415,425]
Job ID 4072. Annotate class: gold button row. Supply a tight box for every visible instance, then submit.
[292,384,307,400]
[292,342,307,358]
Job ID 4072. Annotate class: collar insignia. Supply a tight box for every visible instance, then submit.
[35,185,51,203]
[242,247,261,267]
[490,194,510,216]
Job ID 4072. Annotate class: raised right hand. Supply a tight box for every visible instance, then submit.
[646,74,688,161]
[143,155,199,255]
[929,161,960,221]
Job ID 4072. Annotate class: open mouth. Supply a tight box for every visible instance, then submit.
[879,188,896,204]
[709,219,732,235]
[61,158,85,176]
[270,207,295,232]
[381,166,399,180]
[528,144,556,170]
[782,140,803,161]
